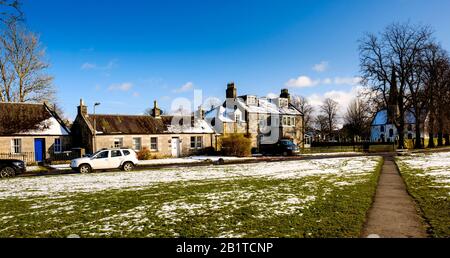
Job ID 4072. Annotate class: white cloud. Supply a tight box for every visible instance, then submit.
[108,82,133,92]
[81,59,118,71]
[313,61,329,72]
[173,82,194,93]
[333,77,362,85]
[322,78,333,84]
[306,86,364,124]
[132,92,140,97]
[286,75,362,88]
[285,76,319,88]
[266,92,279,99]
[81,63,97,70]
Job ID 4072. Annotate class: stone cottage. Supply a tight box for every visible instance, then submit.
[71,100,215,157]
[205,83,304,149]
[0,102,71,163]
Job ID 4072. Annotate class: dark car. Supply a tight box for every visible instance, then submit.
[0,159,26,178]
[260,139,300,156]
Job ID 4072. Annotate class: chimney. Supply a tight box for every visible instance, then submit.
[152,100,161,119]
[197,105,205,120]
[77,99,88,117]
[280,89,290,99]
[280,89,291,105]
[226,82,237,99]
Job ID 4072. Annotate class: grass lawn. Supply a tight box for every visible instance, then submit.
[396,152,450,238]
[0,156,382,238]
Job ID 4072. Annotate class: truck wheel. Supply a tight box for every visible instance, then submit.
[79,164,92,174]
[0,167,16,178]
[122,162,134,172]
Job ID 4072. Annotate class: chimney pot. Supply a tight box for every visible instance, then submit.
[152,100,161,118]
[77,98,88,117]
[226,82,237,99]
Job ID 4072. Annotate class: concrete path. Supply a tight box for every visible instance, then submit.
[362,156,428,238]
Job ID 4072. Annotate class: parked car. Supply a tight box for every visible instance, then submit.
[70,148,139,174]
[0,159,26,178]
[259,139,300,156]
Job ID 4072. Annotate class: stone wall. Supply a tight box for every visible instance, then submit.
[94,133,214,157]
[0,135,71,163]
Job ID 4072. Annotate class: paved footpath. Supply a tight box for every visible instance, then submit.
[362,156,428,238]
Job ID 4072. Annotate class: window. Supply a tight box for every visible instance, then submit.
[380,126,385,132]
[123,150,131,156]
[132,137,142,151]
[111,150,122,157]
[95,151,109,159]
[11,139,21,154]
[407,124,413,131]
[190,136,203,149]
[54,139,62,153]
[389,129,394,138]
[113,138,123,148]
[282,116,295,127]
[196,136,203,149]
[150,137,158,151]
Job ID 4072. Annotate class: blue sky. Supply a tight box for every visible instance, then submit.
[22,0,450,119]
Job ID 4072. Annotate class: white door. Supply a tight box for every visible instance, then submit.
[171,138,181,157]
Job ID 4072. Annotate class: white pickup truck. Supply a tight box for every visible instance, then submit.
[71,148,139,174]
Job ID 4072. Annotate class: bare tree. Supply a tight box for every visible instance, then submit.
[422,43,450,147]
[0,0,22,23]
[359,22,433,149]
[291,95,314,131]
[0,20,54,103]
[313,114,328,142]
[320,98,339,140]
[343,97,372,142]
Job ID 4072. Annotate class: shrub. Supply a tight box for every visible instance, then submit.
[220,134,252,157]
[137,147,152,160]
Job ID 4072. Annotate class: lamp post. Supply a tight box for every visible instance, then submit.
[93,102,101,152]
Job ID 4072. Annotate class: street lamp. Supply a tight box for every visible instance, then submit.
[93,102,101,152]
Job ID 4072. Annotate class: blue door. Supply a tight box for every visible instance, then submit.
[34,139,45,162]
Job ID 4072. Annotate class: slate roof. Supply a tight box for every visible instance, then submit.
[87,114,166,134]
[205,96,302,124]
[0,102,69,136]
[371,109,416,126]
[87,114,214,135]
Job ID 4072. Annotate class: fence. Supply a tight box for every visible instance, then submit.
[0,150,81,165]
[302,142,397,154]
[0,152,35,164]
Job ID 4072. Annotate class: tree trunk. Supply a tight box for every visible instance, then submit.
[445,133,450,146]
[428,115,435,148]
[437,117,444,147]
[414,123,422,149]
[428,133,435,148]
[437,132,443,147]
[397,123,405,149]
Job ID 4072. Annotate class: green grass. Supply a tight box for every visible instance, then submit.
[0,159,382,238]
[396,159,450,237]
